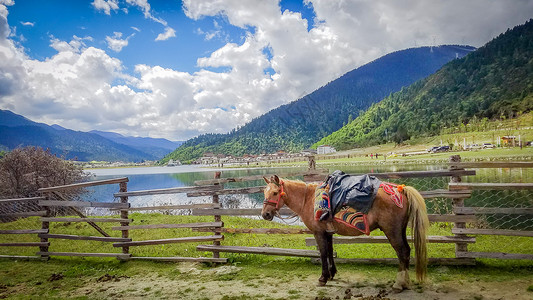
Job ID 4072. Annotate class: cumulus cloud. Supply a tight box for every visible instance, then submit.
[155,27,176,41]
[91,0,119,15]
[2,0,533,140]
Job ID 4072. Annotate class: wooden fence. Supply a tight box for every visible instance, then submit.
[1,155,532,264]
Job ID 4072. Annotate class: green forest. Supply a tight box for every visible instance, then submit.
[316,19,533,150]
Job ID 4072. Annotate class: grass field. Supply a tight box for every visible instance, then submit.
[1,214,532,299]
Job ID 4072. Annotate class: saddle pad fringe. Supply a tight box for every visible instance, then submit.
[334,207,369,235]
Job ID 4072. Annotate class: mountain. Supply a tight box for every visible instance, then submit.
[315,19,533,150]
[90,130,183,159]
[0,109,179,162]
[163,45,475,163]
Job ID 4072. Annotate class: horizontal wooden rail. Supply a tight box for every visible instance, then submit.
[0,196,45,203]
[305,235,475,246]
[0,242,49,247]
[39,200,129,209]
[113,235,224,247]
[38,177,129,192]
[41,217,131,223]
[196,245,325,258]
[187,186,264,197]
[451,228,533,237]
[457,251,533,260]
[428,214,477,222]
[450,161,533,169]
[0,255,42,260]
[193,168,474,185]
[454,207,533,215]
[190,209,475,222]
[0,229,48,234]
[113,185,222,197]
[0,211,47,219]
[313,257,476,266]
[420,189,471,199]
[194,171,313,185]
[128,256,228,263]
[370,169,476,179]
[191,208,293,216]
[194,227,312,234]
[110,203,220,211]
[189,187,471,199]
[36,252,131,259]
[38,234,132,242]
[111,222,223,231]
[449,182,533,190]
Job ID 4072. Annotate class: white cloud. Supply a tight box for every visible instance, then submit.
[106,31,133,52]
[20,21,34,26]
[93,0,173,41]
[91,0,119,15]
[2,0,533,141]
[155,26,175,41]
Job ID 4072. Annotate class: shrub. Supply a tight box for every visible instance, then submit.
[0,147,85,198]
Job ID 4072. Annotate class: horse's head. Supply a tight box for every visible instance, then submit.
[261,175,286,221]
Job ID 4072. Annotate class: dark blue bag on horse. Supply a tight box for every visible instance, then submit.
[326,170,382,215]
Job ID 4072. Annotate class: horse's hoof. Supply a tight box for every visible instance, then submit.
[317,280,327,287]
[392,283,404,293]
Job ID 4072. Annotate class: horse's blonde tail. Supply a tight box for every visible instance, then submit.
[404,186,429,282]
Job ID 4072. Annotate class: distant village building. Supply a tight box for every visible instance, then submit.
[166,159,181,166]
[301,149,317,155]
[501,136,517,146]
[317,145,336,155]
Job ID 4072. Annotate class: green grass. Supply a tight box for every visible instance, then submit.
[1,214,531,260]
[1,214,532,298]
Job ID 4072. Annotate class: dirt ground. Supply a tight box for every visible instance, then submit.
[61,263,532,300]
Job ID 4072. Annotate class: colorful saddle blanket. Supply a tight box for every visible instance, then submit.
[313,172,406,235]
[334,207,369,234]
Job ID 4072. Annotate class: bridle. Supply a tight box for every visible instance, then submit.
[263,180,308,223]
[263,180,286,210]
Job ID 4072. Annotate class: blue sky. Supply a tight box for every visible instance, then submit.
[7,0,317,76]
[0,0,532,141]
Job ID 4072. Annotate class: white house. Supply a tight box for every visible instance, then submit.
[317,145,336,155]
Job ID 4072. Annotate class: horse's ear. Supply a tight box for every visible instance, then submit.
[272,175,280,185]
[263,176,270,184]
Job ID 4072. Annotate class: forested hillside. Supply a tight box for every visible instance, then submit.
[315,19,533,150]
[164,45,474,163]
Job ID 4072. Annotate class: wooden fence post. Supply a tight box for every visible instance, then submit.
[212,172,222,259]
[40,193,50,261]
[449,155,468,257]
[119,181,130,258]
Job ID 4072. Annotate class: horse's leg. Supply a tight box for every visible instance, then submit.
[314,231,330,286]
[383,227,411,292]
[326,233,336,280]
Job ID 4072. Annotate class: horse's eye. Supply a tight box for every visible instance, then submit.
[273,192,278,196]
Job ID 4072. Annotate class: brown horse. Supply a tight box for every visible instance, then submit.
[261,175,429,291]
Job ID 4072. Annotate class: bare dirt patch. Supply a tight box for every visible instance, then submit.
[65,263,532,300]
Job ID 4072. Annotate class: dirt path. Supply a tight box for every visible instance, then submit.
[65,263,532,300]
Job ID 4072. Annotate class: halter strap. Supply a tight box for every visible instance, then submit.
[264,180,285,210]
